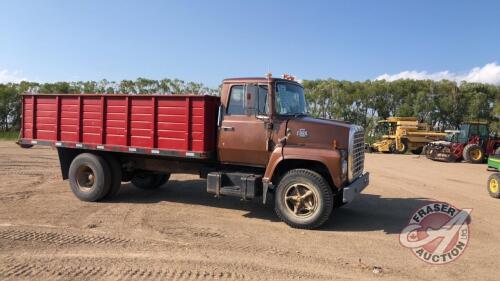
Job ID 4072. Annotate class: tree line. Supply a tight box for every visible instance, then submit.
[303,79,500,139]
[0,77,499,137]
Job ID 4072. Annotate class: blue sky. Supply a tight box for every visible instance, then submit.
[1,0,499,86]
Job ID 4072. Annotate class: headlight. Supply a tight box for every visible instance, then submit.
[338,149,348,177]
[341,159,348,177]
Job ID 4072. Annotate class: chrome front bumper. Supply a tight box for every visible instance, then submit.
[342,172,370,204]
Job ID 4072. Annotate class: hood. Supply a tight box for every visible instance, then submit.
[285,117,354,149]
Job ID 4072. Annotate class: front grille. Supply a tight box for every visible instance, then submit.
[348,126,365,182]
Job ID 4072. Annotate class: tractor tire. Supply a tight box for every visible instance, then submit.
[411,147,423,155]
[102,154,122,199]
[274,169,333,229]
[423,145,431,158]
[68,153,111,202]
[131,172,170,190]
[463,144,485,164]
[487,173,500,198]
[393,140,409,154]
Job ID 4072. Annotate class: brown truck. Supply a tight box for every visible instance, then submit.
[19,75,369,229]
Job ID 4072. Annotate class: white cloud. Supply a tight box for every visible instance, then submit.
[376,62,500,85]
[0,69,28,83]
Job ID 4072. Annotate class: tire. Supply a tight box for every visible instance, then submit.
[131,172,170,190]
[274,169,333,229]
[462,145,471,162]
[463,144,485,164]
[391,140,408,154]
[487,173,500,198]
[411,147,423,155]
[68,153,111,202]
[394,140,408,154]
[102,154,122,199]
[423,145,431,158]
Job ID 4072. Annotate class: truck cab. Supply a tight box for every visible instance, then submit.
[212,75,368,228]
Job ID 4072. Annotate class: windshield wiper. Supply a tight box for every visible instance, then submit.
[293,113,308,118]
[280,113,308,118]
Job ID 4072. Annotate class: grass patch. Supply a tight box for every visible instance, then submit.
[0,131,19,140]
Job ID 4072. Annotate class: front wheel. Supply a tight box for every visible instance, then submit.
[463,144,485,164]
[131,172,170,190]
[487,173,500,198]
[393,140,408,154]
[274,169,333,229]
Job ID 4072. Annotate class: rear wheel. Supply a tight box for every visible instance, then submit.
[68,153,111,202]
[463,144,485,164]
[131,172,170,190]
[487,173,500,198]
[274,169,333,229]
[102,155,122,199]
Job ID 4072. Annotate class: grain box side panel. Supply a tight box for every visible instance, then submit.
[60,96,79,142]
[81,96,102,144]
[129,96,154,148]
[156,96,187,151]
[35,96,57,140]
[105,96,127,146]
[23,96,34,139]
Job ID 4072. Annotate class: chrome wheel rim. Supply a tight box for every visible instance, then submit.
[284,183,319,217]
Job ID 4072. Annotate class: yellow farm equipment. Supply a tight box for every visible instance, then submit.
[371,117,446,154]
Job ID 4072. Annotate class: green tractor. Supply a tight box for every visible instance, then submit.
[487,155,500,198]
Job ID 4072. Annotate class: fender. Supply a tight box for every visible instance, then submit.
[264,145,343,189]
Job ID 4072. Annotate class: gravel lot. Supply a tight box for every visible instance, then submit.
[0,141,497,280]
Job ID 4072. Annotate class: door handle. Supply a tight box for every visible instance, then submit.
[222,126,234,131]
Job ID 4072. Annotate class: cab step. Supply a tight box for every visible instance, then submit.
[207,172,262,200]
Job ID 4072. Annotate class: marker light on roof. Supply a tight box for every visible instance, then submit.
[282,73,295,81]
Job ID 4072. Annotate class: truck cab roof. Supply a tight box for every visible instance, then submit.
[222,77,302,86]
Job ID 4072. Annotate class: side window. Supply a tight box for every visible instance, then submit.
[469,125,479,137]
[479,125,489,137]
[227,85,245,115]
[257,85,268,115]
[227,84,268,116]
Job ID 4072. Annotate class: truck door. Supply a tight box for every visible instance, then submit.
[218,83,270,166]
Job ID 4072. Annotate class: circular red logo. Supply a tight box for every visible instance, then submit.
[399,202,471,264]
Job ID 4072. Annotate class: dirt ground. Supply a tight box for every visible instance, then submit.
[0,141,498,281]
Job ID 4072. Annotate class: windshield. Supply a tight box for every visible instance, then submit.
[445,132,458,142]
[275,82,307,116]
[457,124,469,143]
[375,122,395,136]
